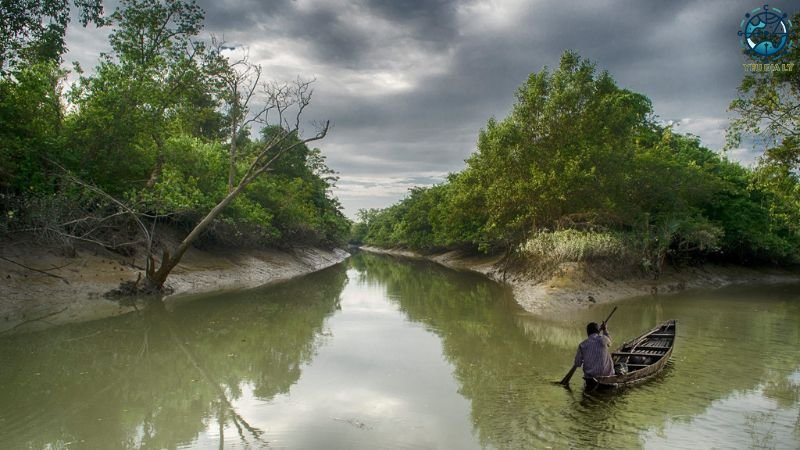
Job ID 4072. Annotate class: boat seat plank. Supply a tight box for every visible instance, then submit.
[648,333,675,337]
[613,351,666,357]
[620,347,668,352]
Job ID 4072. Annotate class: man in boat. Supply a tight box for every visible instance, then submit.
[573,322,615,380]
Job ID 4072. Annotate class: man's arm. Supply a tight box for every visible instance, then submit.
[574,345,583,367]
[601,323,611,346]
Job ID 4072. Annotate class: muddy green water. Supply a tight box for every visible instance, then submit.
[0,253,799,449]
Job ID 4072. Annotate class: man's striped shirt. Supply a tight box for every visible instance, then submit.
[574,331,615,378]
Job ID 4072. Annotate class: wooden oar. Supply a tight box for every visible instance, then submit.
[557,365,579,387]
[558,306,618,386]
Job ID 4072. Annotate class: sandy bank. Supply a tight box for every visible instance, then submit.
[0,238,349,334]
[359,246,800,314]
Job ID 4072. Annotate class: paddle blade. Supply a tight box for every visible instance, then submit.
[558,365,578,386]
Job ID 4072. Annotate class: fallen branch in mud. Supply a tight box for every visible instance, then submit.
[0,256,71,284]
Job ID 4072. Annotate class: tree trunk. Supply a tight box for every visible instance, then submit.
[146,134,165,189]
[145,180,248,289]
[228,121,237,192]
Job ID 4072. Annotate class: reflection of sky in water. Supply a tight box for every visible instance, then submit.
[179,263,800,450]
[643,370,800,449]
[187,269,480,449]
[4,255,798,449]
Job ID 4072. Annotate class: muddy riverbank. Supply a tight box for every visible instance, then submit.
[359,246,800,314]
[0,237,349,334]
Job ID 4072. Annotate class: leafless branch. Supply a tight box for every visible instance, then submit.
[141,76,329,290]
[52,163,152,246]
[58,210,129,228]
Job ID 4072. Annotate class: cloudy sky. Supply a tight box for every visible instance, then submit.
[65,0,796,218]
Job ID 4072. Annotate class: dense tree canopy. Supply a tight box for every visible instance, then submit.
[0,0,104,72]
[1,0,349,257]
[358,51,800,269]
[728,13,800,172]
[724,12,800,264]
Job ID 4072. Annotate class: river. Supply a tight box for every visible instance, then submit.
[0,252,798,449]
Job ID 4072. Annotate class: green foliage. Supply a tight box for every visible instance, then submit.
[0,0,104,72]
[135,136,225,214]
[128,132,348,247]
[0,61,64,193]
[1,0,349,250]
[725,12,800,262]
[359,51,800,267]
[440,52,655,249]
[64,0,221,193]
[727,13,800,172]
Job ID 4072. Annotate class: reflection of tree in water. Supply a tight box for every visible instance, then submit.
[745,410,777,450]
[355,253,573,447]
[763,372,800,409]
[355,253,800,449]
[0,264,347,449]
[762,369,800,442]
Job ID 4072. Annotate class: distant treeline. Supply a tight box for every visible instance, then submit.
[353,52,800,272]
[0,0,349,250]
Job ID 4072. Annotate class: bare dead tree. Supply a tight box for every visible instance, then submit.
[143,78,329,291]
[211,37,273,192]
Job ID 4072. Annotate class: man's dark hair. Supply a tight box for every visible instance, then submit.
[587,322,600,336]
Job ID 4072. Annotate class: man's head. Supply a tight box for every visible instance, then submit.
[586,322,600,336]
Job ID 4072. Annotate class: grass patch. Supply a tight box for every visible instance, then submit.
[517,230,641,280]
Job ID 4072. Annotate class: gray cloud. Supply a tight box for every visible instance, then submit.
[66,0,796,217]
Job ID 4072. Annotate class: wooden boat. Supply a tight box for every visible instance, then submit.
[588,319,676,388]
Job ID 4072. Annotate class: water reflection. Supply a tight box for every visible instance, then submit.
[0,252,798,449]
[0,264,348,449]
[355,254,800,449]
[642,370,800,449]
